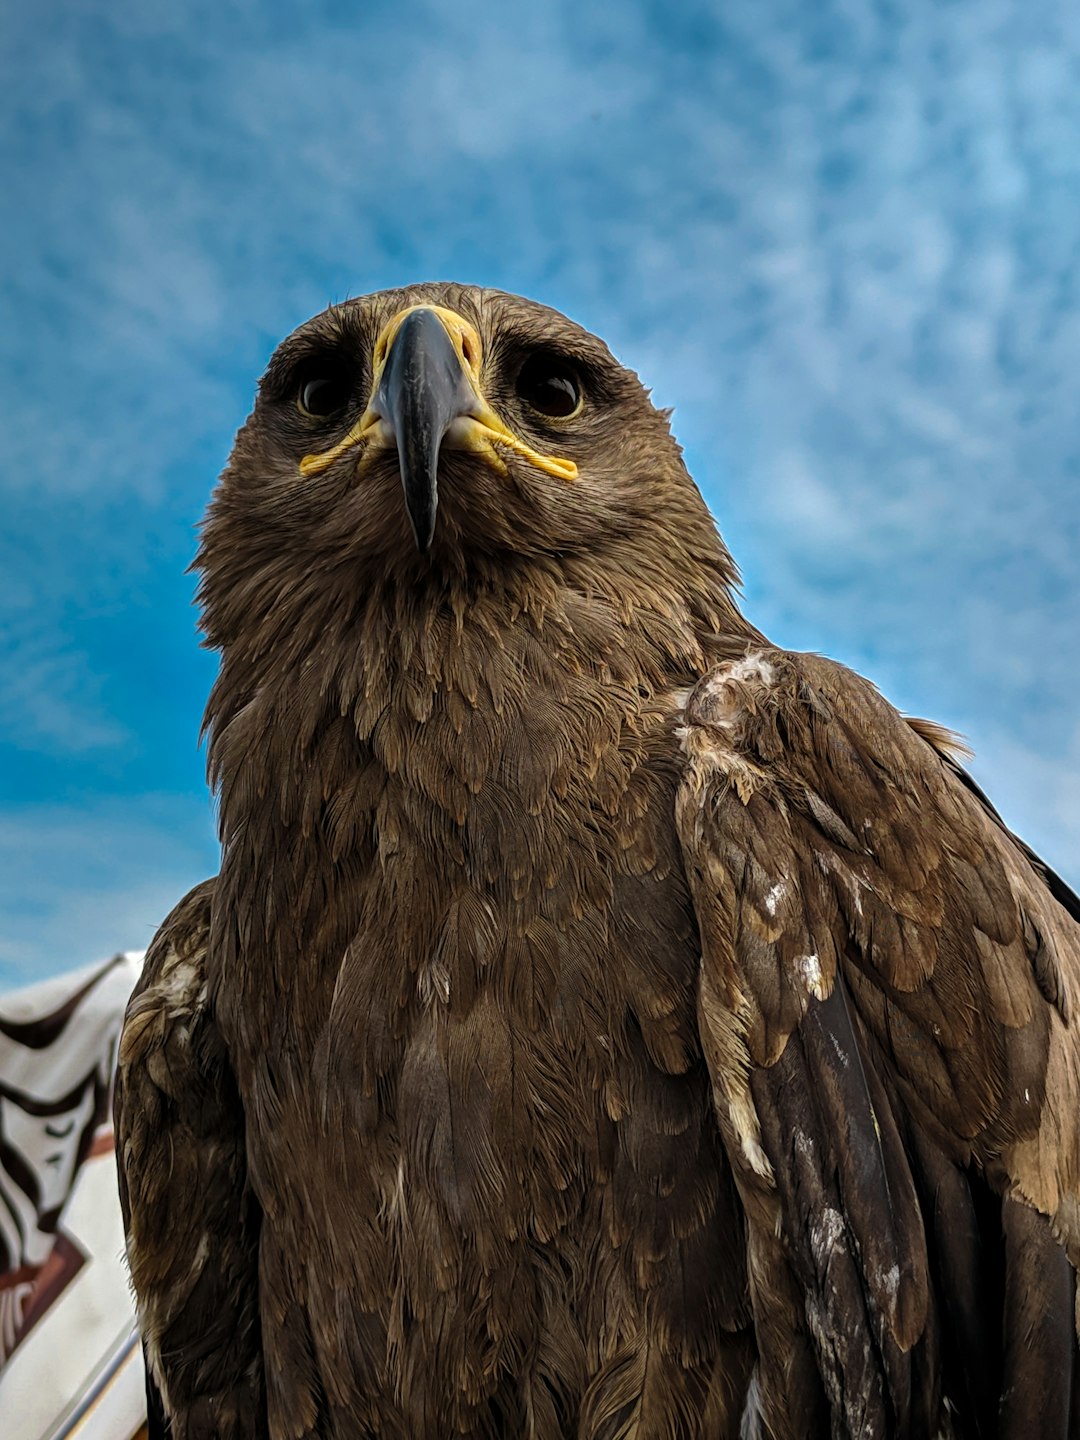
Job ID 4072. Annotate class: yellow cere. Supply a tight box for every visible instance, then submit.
[299,304,578,482]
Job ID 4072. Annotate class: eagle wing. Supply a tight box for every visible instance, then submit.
[676,648,1080,1440]
[114,879,266,1440]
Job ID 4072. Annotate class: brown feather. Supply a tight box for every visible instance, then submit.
[114,881,268,1440]
[116,285,1080,1440]
[678,644,1080,1437]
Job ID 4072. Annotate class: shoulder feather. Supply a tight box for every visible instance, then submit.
[676,647,1080,1438]
[115,878,266,1440]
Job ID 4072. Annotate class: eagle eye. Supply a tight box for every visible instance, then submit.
[296,362,354,419]
[515,353,583,420]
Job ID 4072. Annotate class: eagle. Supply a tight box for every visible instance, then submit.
[115,284,1080,1440]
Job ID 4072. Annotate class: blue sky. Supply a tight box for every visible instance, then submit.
[2,0,1079,986]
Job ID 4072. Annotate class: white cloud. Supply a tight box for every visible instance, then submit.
[0,798,219,990]
[1,0,1079,975]
[967,724,1080,885]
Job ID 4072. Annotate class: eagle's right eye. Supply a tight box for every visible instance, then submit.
[296,364,353,418]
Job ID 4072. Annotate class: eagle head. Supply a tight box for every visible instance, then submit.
[197,285,738,635]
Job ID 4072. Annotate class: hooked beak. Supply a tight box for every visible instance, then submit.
[298,303,577,551]
[371,306,474,551]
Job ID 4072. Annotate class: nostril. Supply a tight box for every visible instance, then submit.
[461,335,476,368]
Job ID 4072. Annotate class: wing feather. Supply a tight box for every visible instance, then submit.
[115,879,266,1440]
[677,647,1080,1438]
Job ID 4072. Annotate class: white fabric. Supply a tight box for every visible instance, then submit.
[0,955,146,1440]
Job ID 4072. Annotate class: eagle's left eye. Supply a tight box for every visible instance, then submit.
[297,364,353,418]
[515,353,583,419]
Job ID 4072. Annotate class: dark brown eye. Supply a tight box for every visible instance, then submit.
[297,364,353,418]
[515,353,582,419]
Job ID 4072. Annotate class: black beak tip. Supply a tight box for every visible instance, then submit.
[378,307,471,556]
[412,518,436,552]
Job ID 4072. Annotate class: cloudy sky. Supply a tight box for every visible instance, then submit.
[2,0,1079,987]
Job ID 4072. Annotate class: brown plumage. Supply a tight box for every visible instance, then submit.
[115,283,1080,1439]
